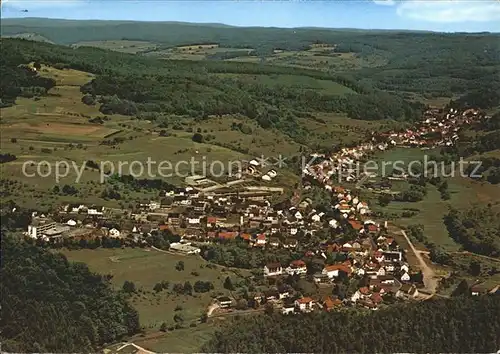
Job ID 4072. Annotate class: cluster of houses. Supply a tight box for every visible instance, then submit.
[303,107,486,187]
[303,143,380,186]
[378,107,484,148]
[380,107,485,149]
[23,104,496,317]
[26,171,379,254]
[259,230,421,313]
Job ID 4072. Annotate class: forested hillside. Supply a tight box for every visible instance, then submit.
[0,38,422,145]
[444,207,500,258]
[0,232,140,352]
[0,50,55,107]
[3,18,499,97]
[203,296,500,353]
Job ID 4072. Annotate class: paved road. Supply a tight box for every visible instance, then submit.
[400,230,438,296]
[207,303,219,317]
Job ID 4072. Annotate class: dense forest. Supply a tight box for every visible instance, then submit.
[203,295,500,353]
[3,18,499,96]
[1,231,140,352]
[443,207,500,258]
[201,240,299,269]
[0,50,55,106]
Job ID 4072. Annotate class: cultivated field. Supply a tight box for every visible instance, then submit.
[129,322,217,353]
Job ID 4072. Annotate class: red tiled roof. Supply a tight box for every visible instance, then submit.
[371,292,383,304]
[323,296,342,310]
[297,297,314,304]
[207,217,217,224]
[159,225,169,231]
[218,231,238,239]
[240,233,251,240]
[290,260,306,268]
[359,287,370,295]
[257,234,266,240]
[348,220,363,230]
[324,264,352,275]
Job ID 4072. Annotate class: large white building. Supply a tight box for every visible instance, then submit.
[170,242,201,255]
[27,217,57,239]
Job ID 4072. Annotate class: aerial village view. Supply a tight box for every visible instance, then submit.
[1,1,500,353]
[24,105,496,320]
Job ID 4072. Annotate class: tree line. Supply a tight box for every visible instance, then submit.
[202,295,500,353]
[1,232,140,352]
[444,206,500,258]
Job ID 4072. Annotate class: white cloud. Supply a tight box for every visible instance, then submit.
[373,0,396,6]
[396,0,500,23]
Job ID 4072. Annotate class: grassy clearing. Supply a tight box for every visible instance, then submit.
[304,113,386,147]
[131,323,217,353]
[371,147,438,175]
[436,252,500,297]
[377,188,460,251]
[60,248,250,330]
[73,40,157,53]
[2,121,118,140]
[237,50,385,71]
[183,116,301,157]
[149,46,252,60]
[155,47,382,72]
[41,65,95,86]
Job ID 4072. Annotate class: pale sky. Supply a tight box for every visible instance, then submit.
[2,0,500,32]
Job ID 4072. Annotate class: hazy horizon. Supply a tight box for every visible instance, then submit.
[1,0,500,33]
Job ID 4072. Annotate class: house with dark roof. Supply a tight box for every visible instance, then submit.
[264,262,283,277]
